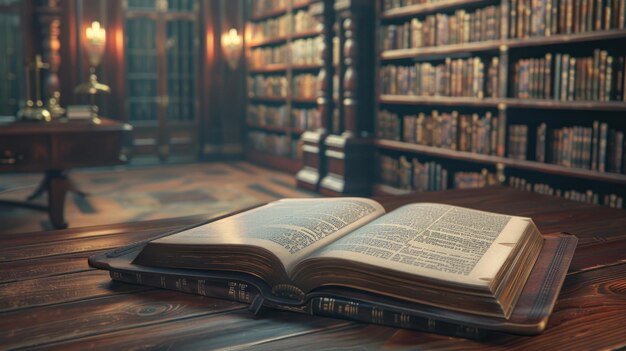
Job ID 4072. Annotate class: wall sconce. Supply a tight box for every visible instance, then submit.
[221,28,242,70]
[74,21,110,123]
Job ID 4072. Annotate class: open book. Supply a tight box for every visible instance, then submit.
[90,198,577,339]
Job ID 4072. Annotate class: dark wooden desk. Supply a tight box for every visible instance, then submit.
[1,187,624,350]
[0,118,132,229]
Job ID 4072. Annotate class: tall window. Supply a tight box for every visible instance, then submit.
[0,0,23,116]
[124,0,199,162]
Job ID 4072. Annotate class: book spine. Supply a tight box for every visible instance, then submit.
[109,269,258,304]
[310,296,488,340]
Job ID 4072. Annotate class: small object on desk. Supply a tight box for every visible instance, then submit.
[66,105,96,120]
[17,55,52,122]
[90,197,577,339]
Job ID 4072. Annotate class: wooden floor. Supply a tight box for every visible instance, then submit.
[0,162,316,234]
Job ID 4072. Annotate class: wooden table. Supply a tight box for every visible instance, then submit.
[1,187,624,350]
[0,118,132,229]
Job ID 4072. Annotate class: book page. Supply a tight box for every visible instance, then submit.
[152,198,385,271]
[309,203,530,287]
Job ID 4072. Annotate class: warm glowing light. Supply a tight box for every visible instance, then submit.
[221,28,242,70]
[85,21,106,67]
[86,21,106,43]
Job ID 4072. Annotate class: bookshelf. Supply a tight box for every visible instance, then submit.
[245,0,325,173]
[375,0,626,208]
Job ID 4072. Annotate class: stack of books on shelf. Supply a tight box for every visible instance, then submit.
[377,109,507,157]
[378,154,498,192]
[380,5,501,50]
[513,51,626,101]
[250,45,287,68]
[293,7,318,33]
[509,176,624,208]
[292,73,317,99]
[381,0,448,11]
[292,107,322,131]
[454,169,498,189]
[248,131,292,157]
[508,0,626,38]
[507,124,529,160]
[379,155,448,191]
[247,105,289,128]
[250,14,289,44]
[248,75,288,98]
[380,57,500,98]
[291,36,323,65]
[535,121,625,173]
[251,0,288,17]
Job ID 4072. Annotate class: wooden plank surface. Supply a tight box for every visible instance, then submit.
[0,187,624,350]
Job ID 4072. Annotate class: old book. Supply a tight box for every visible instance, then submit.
[90,198,577,339]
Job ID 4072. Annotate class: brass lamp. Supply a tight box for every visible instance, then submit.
[221,28,242,70]
[74,21,110,123]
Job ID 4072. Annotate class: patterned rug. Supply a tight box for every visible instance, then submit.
[0,162,317,234]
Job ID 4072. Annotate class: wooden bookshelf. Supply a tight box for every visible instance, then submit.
[249,7,288,22]
[248,64,288,73]
[381,40,501,61]
[245,0,325,174]
[503,99,626,112]
[504,30,626,49]
[291,63,324,71]
[248,35,288,48]
[379,95,502,108]
[380,0,488,20]
[376,140,626,185]
[291,97,318,104]
[249,95,288,101]
[291,29,324,40]
[379,95,626,111]
[381,31,626,61]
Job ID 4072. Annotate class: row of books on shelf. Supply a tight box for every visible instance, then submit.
[379,155,498,191]
[291,37,323,65]
[248,75,288,97]
[250,45,288,66]
[380,57,501,98]
[293,9,318,33]
[291,73,317,99]
[376,108,626,174]
[381,0,446,11]
[509,121,625,173]
[293,107,322,130]
[250,0,288,17]
[513,51,626,101]
[246,104,321,131]
[508,176,624,208]
[247,131,302,159]
[247,104,289,127]
[249,9,319,44]
[249,14,289,41]
[248,74,317,99]
[509,0,626,39]
[380,5,502,50]
[249,36,322,67]
[537,122,625,173]
[377,109,507,156]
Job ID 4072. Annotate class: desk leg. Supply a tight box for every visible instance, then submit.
[47,171,68,229]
